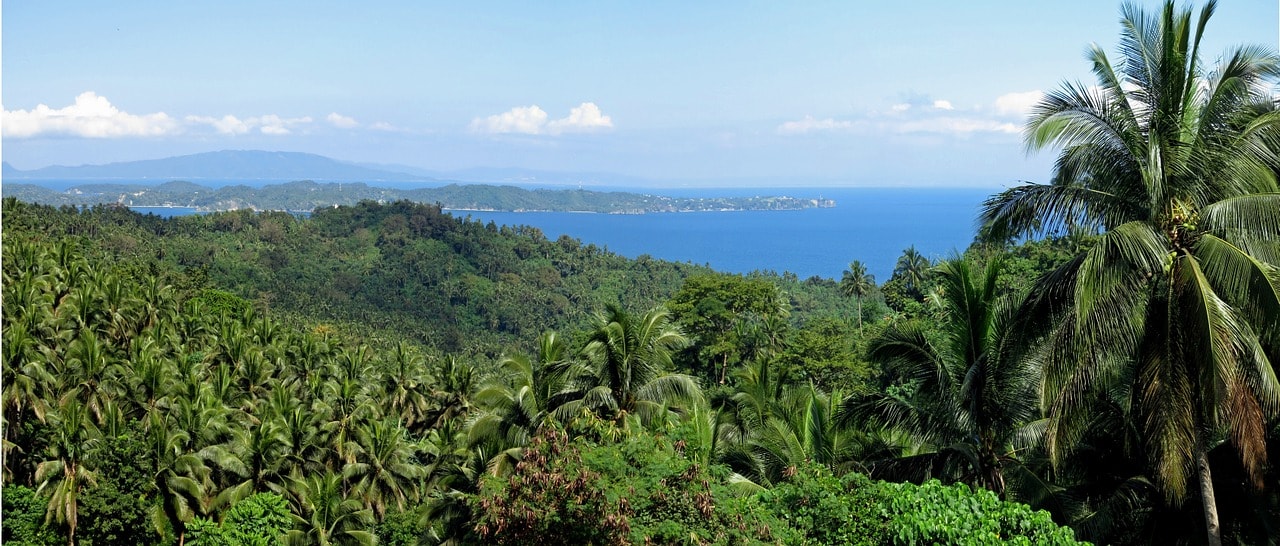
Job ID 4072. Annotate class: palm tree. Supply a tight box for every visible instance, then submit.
[840,260,876,333]
[557,304,701,427]
[469,331,581,474]
[35,396,101,546]
[892,246,931,299]
[850,258,1042,499]
[283,471,377,546]
[980,2,1280,542]
[345,418,424,520]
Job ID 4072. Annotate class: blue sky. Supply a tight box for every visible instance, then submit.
[3,1,1276,187]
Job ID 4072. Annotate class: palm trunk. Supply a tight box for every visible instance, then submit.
[855,297,863,335]
[1196,439,1222,546]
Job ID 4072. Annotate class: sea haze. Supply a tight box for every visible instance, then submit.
[456,187,991,282]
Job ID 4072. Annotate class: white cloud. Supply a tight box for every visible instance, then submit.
[185,114,252,135]
[370,121,401,132]
[889,103,912,113]
[186,113,312,135]
[471,105,548,134]
[994,90,1044,117]
[256,114,312,135]
[776,115,856,135]
[932,100,954,110]
[547,102,613,133]
[3,91,179,138]
[470,102,613,135]
[326,112,359,128]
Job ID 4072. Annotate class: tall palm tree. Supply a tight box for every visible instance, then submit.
[557,304,701,427]
[892,246,930,300]
[850,258,1042,499]
[35,396,101,546]
[840,260,876,333]
[981,2,1280,542]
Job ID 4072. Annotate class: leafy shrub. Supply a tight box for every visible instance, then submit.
[188,492,291,546]
[1,485,65,546]
[757,466,1087,546]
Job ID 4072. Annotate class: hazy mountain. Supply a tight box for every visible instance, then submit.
[2,150,431,182]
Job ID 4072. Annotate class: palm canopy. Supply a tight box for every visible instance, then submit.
[841,260,876,331]
[981,1,1280,543]
[850,258,1041,498]
[556,304,702,427]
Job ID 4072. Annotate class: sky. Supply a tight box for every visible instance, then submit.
[3,1,1277,187]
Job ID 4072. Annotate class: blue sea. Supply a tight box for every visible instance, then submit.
[122,187,992,282]
[455,187,992,282]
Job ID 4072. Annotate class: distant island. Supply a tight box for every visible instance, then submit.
[2,180,836,214]
[1,150,835,213]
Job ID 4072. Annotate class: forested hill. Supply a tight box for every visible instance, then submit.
[0,198,857,354]
[3,179,836,213]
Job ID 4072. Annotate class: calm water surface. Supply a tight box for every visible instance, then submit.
[456,187,991,282]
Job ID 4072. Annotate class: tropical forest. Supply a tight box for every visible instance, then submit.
[4,2,1280,545]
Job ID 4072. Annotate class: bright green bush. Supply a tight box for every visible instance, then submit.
[1,485,65,546]
[187,492,291,546]
[757,467,1087,546]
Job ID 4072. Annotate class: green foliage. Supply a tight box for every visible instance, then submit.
[188,493,291,546]
[757,467,883,545]
[375,506,430,546]
[187,288,253,318]
[779,315,871,393]
[470,423,788,545]
[668,273,785,380]
[1,485,66,546]
[757,467,1087,546]
[879,480,1084,546]
[77,431,155,546]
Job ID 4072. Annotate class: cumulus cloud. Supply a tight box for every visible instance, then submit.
[932,100,954,110]
[547,102,613,133]
[3,92,179,138]
[186,113,312,135]
[326,112,359,128]
[185,114,252,135]
[776,115,856,135]
[471,105,549,135]
[471,102,613,135]
[993,90,1044,117]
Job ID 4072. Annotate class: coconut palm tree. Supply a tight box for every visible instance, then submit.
[850,258,1042,499]
[840,260,876,333]
[35,396,101,546]
[981,2,1280,542]
[469,331,582,474]
[892,246,931,299]
[283,471,377,546]
[345,418,424,520]
[556,304,701,427]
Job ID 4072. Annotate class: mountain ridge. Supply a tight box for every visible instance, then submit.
[1,150,431,182]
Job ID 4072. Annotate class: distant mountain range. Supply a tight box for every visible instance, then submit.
[1,150,431,182]
[0,150,660,188]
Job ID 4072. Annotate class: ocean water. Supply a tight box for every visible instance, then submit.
[456,187,993,282]
[121,187,993,281]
